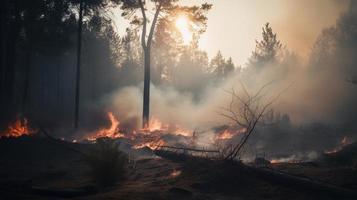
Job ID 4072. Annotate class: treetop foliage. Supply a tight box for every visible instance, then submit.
[248,23,283,69]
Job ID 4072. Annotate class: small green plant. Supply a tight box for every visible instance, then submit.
[84,138,127,187]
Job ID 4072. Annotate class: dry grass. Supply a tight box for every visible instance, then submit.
[83,138,127,187]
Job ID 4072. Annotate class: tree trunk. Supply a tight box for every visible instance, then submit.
[56,59,62,116]
[142,48,150,127]
[0,0,8,108]
[2,1,21,120]
[22,10,35,115]
[74,0,84,129]
[139,2,161,128]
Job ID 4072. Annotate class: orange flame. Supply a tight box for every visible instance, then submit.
[141,117,168,133]
[170,169,181,178]
[87,112,124,141]
[270,159,300,164]
[139,117,191,137]
[216,130,234,140]
[216,128,246,140]
[173,127,191,137]
[325,136,352,154]
[133,139,165,149]
[1,117,37,138]
[84,114,195,149]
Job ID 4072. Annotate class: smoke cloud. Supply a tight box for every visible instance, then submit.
[105,2,357,159]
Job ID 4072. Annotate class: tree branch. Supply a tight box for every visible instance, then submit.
[147,2,162,49]
[138,0,147,49]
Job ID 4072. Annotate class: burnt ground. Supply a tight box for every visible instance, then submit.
[0,136,356,200]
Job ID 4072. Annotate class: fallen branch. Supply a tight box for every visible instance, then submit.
[39,128,89,158]
[158,145,219,153]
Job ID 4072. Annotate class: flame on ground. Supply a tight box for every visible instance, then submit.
[83,112,242,150]
[144,118,168,132]
[216,128,247,140]
[324,136,352,154]
[86,112,124,141]
[169,169,181,178]
[1,117,37,138]
[270,158,300,164]
[171,126,191,137]
[83,112,254,150]
[216,130,235,140]
[133,139,165,149]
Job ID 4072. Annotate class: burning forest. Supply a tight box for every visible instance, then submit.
[1,0,357,199]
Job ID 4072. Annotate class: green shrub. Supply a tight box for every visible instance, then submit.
[84,138,127,187]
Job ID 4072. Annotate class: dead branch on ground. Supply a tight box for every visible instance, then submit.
[218,81,284,161]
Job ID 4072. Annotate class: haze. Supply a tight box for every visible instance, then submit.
[113,0,349,65]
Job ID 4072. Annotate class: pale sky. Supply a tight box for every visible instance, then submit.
[112,0,349,66]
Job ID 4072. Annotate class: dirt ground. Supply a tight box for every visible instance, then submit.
[0,137,356,200]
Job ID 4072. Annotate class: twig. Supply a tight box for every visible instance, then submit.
[39,128,89,158]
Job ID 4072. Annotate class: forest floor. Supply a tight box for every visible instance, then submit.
[0,136,356,200]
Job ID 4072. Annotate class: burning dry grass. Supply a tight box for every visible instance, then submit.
[81,112,196,150]
[325,136,352,154]
[215,128,246,141]
[86,112,125,141]
[0,117,37,138]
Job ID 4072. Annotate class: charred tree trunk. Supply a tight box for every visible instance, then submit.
[0,0,8,122]
[2,1,21,120]
[74,0,84,129]
[56,61,61,108]
[22,7,36,115]
[142,48,150,127]
[139,0,161,128]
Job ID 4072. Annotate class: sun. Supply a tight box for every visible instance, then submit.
[175,15,192,45]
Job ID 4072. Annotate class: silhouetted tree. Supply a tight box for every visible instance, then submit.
[74,0,84,129]
[73,0,121,129]
[0,0,121,130]
[248,23,282,70]
[210,51,235,81]
[121,0,211,127]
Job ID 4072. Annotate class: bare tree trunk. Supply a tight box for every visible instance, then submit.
[56,60,62,116]
[3,0,21,120]
[22,7,35,115]
[139,0,161,128]
[74,0,84,129]
[142,48,150,127]
[0,0,8,120]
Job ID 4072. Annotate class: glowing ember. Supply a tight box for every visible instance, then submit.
[87,112,124,141]
[216,130,234,140]
[133,139,165,150]
[1,117,37,138]
[216,128,246,140]
[270,157,301,164]
[270,159,298,164]
[170,169,181,178]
